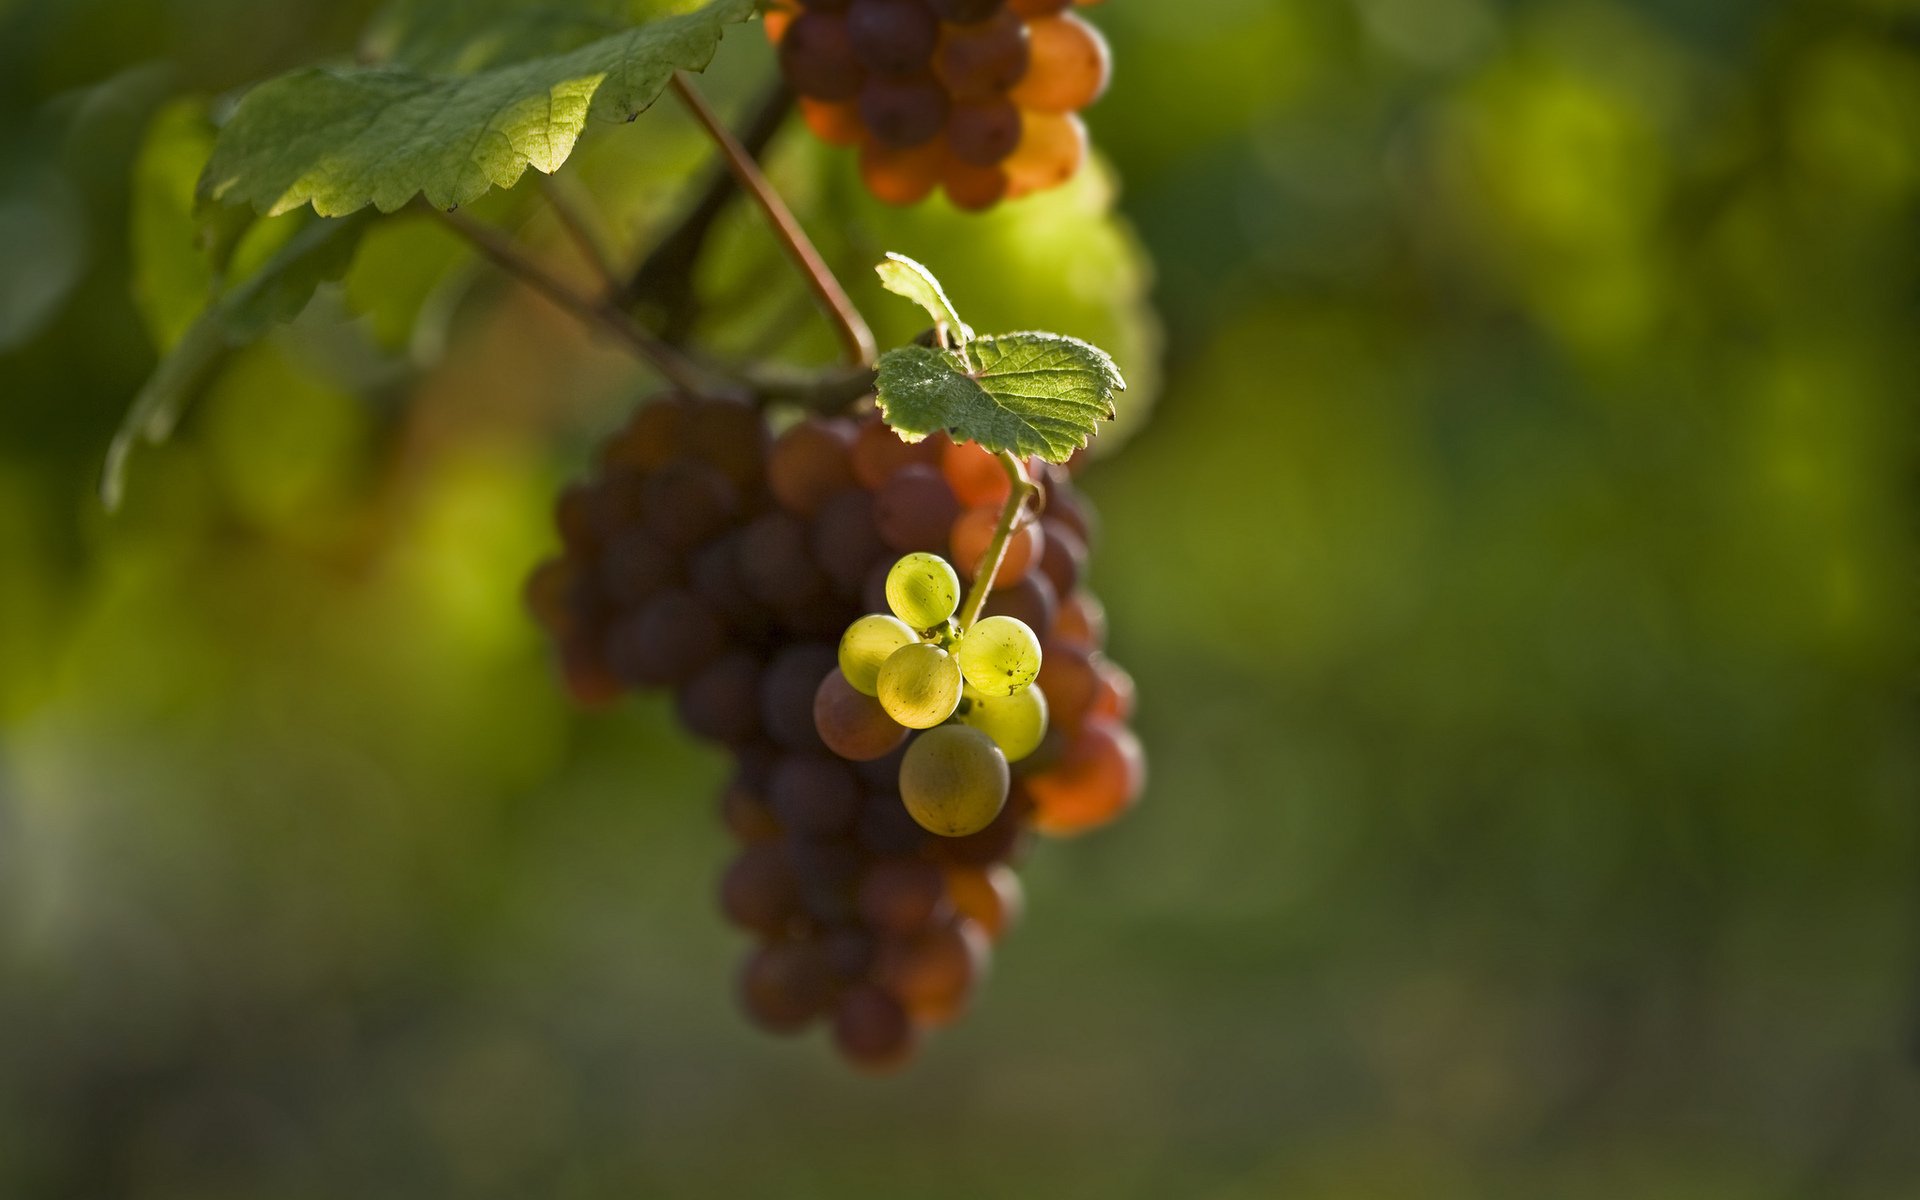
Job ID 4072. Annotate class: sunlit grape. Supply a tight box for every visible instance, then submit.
[877,642,963,728]
[838,613,919,695]
[885,552,961,629]
[955,614,1041,696]
[958,682,1048,762]
[899,724,1010,837]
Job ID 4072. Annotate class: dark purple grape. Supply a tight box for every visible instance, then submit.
[720,842,801,934]
[597,527,678,608]
[1037,516,1086,597]
[934,9,1028,101]
[874,463,960,552]
[599,396,688,473]
[787,835,868,924]
[768,417,858,517]
[854,790,932,856]
[780,13,865,101]
[687,395,768,493]
[823,925,878,981]
[981,570,1057,636]
[858,74,949,148]
[678,651,763,745]
[739,939,834,1034]
[928,0,1004,23]
[769,754,864,835]
[642,460,740,550]
[689,532,771,637]
[760,643,840,752]
[948,100,1021,165]
[605,589,723,686]
[737,511,828,610]
[858,858,950,933]
[847,0,939,75]
[832,984,916,1071]
[720,770,783,842]
[811,489,889,597]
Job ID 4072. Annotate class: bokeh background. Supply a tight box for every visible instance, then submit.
[3,0,1918,1195]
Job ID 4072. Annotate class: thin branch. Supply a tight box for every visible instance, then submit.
[429,206,711,396]
[957,452,1039,630]
[537,173,622,294]
[670,71,876,367]
[625,79,794,341]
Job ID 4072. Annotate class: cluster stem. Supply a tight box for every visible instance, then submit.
[957,452,1038,632]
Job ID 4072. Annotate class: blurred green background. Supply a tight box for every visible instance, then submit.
[3,0,1918,1195]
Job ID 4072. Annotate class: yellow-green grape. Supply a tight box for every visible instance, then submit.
[899,725,1010,837]
[838,613,919,696]
[876,642,963,729]
[959,683,1049,763]
[885,552,961,630]
[955,615,1043,697]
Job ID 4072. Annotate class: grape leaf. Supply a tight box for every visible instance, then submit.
[874,332,1125,464]
[102,211,373,509]
[200,0,755,218]
[875,253,972,344]
[364,0,716,74]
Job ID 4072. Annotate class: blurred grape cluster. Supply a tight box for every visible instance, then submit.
[1,0,1916,1195]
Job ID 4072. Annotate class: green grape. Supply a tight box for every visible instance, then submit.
[959,683,1048,763]
[877,642,963,729]
[839,613,919,696]
[899,725,1010,837]
[955,615,1042,697]
[885,552,961,630]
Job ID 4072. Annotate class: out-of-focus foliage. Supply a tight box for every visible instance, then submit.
[1,0,1916,1197]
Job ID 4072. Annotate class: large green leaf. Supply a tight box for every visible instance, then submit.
[200,0,756,218]
[363,0,717,73]
[875,332,1125,464]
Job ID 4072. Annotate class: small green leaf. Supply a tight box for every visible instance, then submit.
[200,0,755,218]
[875,253,971,343]
[103,211,374,509]
[875,331,1125,464]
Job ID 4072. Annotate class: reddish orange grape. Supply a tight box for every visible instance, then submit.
[851,419,943,489]
[1028,717,1144,836]
[1035,640,1098,730]
[941,439,1011,508]
[1004,110,1086,198]
[1089,655,1135,722]
[1011,15,1108,112]
[800,97,865,146]
[951,504,1043,585]
[876,920,990,1025]
[944,864,1024,941]
[860,136,948,206]
[943,158,1011,211]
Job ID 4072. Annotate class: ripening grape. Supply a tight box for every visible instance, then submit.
[1003,110,1085,199]
[801,97,865,147]
[720,842,801,934]
[885,552,961,628]
[814,669,910,761]
[859,74,950,149]
[1010,13,1109,113]
[875,919,988,1025]
[956,614,1042,696]
[876,642,963,729]
[899,724,1010,836]
[942,159,1010,212]
[852,421,942,490]
[933,10,1030,102]
[780,13,865,101]
[768,417,857,517]
[846,0,940,74]
[859,136,947,206]
[1026,717,1144,836]
[958,682,1048,762]
[948,100,1023,166]
[951,505,1041,585]
[929,0,1005,21]
[739,939,834,1034]
[1055,588,1105,648]
[832,984,918,1071]
[874,464,960,552]
[838,612,919,694]
[944,863,1023,940]
[941,439,1010,508]
[857,858,950,932]
[981,571,1056,636]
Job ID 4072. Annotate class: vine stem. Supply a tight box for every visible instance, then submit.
[957,451,1038,631]
[428,206,712,396]
[670,71,876,367]
[537,173,622,293]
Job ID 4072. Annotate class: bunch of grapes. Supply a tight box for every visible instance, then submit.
[762,0,1112,210]
[830,550,1047,838]
[526,392,1144,1071]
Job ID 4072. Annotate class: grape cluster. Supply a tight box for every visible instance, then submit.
[526,393,1144,1071]
[763,0,1112,210]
